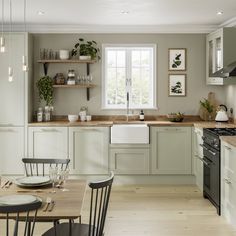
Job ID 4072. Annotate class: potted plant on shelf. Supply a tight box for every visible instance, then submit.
[71,38,101,61]
[36,76,54,121]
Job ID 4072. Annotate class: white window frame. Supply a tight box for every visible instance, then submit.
[102,44,157,110]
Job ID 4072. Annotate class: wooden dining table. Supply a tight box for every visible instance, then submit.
[0,179,87,221]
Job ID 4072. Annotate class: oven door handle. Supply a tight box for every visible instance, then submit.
[197,157,211,166]
[208,150,216,156]
[199,144,208,151]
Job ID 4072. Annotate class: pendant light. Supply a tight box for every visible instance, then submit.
[0,0,5,53]
[8,0,13,82]
[22,0,28,71]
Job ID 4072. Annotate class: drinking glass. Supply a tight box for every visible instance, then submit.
[59,168,70,192]
[49,166,58,193]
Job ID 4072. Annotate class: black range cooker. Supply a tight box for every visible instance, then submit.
[202,128,236,215]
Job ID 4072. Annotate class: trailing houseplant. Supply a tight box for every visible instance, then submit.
[36,76,54,106]
[71,38,101,60]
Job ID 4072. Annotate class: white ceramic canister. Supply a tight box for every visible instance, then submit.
[59,50,70,60]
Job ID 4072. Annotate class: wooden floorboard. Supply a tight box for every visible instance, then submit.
[1,185,236,235]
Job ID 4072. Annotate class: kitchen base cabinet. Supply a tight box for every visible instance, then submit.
[193,127,203,191]
[0,127,24,175]
[221,141,236,227]
[151,127,192,175]
[109,145,149,175]
[28,127,68,158]
[69,127,109,175]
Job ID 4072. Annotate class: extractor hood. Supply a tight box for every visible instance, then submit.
[212,61,236,78]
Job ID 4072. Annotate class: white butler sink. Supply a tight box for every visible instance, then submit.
[111,124,149,144]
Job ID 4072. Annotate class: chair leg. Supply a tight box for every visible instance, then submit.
[27,221,31,236]
[79,215,82,224]
[69,219,73,236]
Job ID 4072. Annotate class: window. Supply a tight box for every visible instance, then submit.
[102,44,156,109]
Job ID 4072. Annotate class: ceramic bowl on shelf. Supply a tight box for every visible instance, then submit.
[68,114,78,122]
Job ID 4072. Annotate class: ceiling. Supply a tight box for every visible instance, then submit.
[1,0,236,33]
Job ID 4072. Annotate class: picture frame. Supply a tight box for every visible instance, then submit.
[168,48,186,71]
[168,74,186,97]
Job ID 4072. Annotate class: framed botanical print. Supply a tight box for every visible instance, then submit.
[168,48,186,71]
[168,74,186,96]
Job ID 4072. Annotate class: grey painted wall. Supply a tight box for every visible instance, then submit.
[33,33,225,116]
[225,85,236,118]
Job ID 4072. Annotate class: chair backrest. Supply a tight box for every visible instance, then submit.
[88,172,114,236]
[22,158,70,176]
[0,200,42,236]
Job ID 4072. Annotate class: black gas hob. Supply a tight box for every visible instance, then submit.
[202,127,236,215]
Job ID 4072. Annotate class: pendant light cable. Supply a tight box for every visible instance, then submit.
[0,0,5,53]
[8,0,13,82]
[22,0,28,71]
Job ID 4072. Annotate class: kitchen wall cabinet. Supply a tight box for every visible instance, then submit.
[151,127,192,174]
[69,127,109,174]
[28,127,68,158]
[206,27,236,85]
[221,141,236,227]
[192,127,203,191]
[109,145,150,174]
[0,127,24,175]
[0,33,28,126]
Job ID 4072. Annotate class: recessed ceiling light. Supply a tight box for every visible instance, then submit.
[217,11,223,15]
[120,11,130,15]
[37,11,45,16]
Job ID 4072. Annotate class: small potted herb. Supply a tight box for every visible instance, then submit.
[71,38,101,60]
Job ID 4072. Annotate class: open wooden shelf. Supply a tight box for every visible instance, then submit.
[53,84,96,88]
[53,84,96,100]
[38,59,96,64]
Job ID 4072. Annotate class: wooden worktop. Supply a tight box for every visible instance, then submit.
[220,136,236,148]
[28,120,236,128]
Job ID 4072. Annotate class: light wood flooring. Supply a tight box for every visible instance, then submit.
[1,185,236,236]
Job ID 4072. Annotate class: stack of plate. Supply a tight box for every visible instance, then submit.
[15,176,52,188]
[0,194,42,206]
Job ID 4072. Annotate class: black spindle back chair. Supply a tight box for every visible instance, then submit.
[22,158,70,177]
[42,172,114,236]
[0,200,42,236]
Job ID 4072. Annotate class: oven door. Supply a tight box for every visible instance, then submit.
[203,156,212,197]
[203,146,220,206]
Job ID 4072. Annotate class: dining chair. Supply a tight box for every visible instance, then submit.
[22,158,70,176]
[42,171,114,236]
[0,200,42,236]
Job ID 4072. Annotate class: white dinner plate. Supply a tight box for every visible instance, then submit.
[16,176,51,185]
[0,195,41,206]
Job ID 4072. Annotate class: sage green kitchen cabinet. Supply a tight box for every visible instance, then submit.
[193,127,203,191]
[109,145,150,174]
[221,141,236,227]
[206,27,236,85]
[0,127,24,175]
[28,127,68,158]
[151,126,192,174]
[69,127,109,175]
[0,33,26,126]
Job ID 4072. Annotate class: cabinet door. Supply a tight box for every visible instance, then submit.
[110,148,149,175]
[0,34,25,126]
[221,142,236,226]
[0,127,24,175]
[193,128,203,191]
[151,127,192,174]
[69,127,109,174]
[28,127,68,158]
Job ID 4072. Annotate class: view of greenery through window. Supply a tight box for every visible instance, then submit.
[104,46,155,109]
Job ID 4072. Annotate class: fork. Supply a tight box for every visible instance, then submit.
[43,197,52,212]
